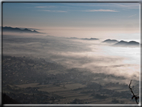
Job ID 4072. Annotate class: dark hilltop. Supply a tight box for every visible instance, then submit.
[103,39,118,43]
[3,26,40,33]
[103,39,140,47]
[113,40,139,47]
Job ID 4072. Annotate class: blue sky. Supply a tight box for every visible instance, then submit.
[3,2,140,40]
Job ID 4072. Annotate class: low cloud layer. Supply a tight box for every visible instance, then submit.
[3,33,140,83]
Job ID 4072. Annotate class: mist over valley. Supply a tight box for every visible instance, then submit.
[2,31,140,104]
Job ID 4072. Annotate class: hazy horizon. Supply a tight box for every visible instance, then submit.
[3,3,140,39]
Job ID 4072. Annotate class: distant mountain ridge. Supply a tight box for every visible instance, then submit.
[3,26,40,33]
[103,39,118,43]
[81,38,99,40]
[103,39,140,47]
[113,40,139,47]
[69,37,99,40]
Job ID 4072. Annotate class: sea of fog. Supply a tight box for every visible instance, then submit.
[3,33,140,85]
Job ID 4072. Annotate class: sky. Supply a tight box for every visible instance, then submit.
[2,2,140,41]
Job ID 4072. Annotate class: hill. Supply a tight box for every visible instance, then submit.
[103,39,118,43]
[113,40,139,47]
[3,26,40,33]
[2,93,20,104]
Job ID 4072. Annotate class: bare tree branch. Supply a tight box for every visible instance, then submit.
[129,80,139,104]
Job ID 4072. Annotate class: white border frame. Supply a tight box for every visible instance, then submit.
[1,0,141,106]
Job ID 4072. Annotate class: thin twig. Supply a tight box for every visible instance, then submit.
[128,80,139,104]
